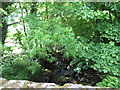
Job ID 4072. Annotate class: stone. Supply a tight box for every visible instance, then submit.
[0,77,109,89]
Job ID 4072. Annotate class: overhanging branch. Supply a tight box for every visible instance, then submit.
[7,21,21,26]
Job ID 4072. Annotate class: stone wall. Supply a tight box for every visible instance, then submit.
[0,77,109,89]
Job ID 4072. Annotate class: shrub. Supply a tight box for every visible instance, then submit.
[88,42,120,76]
[97,22,120,43]
[68,41,120,76]
[22,16,86,64]
[97,75,120,88]
[1,55,41,80]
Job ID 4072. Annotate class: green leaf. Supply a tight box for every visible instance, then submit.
[30,49,35,59]
[10,18,15,22]
[109,41,115,46]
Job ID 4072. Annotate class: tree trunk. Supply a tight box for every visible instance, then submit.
[0,2,2,44]
[1,2,12,44]
[1,21,8,44]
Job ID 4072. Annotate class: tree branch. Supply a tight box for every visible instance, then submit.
[1,52,27,59]
[7,21,21,26]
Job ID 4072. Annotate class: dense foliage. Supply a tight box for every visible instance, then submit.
[1,55,40,80]
[1,2,120,88]
[97,75,120,88]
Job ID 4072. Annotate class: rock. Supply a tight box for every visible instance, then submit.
[31,68,52,83]
[0,77,58,88]
[63,83,83,88]
[51,69,75,85]
[80,68,102,86]
[0,77,110,89]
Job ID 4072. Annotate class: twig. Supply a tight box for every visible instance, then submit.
[2,52,27,59]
